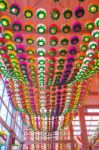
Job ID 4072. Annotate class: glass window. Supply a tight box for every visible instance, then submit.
[8,102,13,114]
[0,103,7,121]
[0,79,4,97]
[6,113,12,126]
[3,88,9,107]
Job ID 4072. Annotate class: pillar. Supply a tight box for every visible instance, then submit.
[5,132,14,150]
[69,122,75,150]
[79,106,90,150]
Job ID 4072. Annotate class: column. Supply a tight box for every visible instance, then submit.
[5,132,14,150]
[69,122,75,150]
[79,106,90,150]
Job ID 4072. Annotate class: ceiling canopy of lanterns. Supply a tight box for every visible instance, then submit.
[0,0,98,132]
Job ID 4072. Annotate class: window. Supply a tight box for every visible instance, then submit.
[6,113,12,126]
[0,103,7,121]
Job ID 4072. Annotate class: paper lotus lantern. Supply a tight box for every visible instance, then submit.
[1,16,10,27]
[88,41,98,50]
[85,22,94,30]
[70,36,79,45]
[37,37,46,46]
[72,22,82,32]
[12,21,22,31]
[16,45,25,54]
[92,30,99,38]
[37,48,45,56]
[86,49,94,57]
[3,30,13,40]
[69,46,78,55]
[24,7,33,18]
[24,23,33,32]
[36,24,46,34]
[14,34,23,43]
[88,4,98,14]
[61,38,68,45]
[0,0,7,11]
[83,35,90,42]
[50,36,58,46]
[50,24,58,35]
[75,6,85,18]
[0,37,6,46]
[62,25,70,33]
[10,3,20,15]
[95,18,99,27]
[26,37,34,45]
[36,8,46,19]
[63,9,72,19]
[50,8,60,20]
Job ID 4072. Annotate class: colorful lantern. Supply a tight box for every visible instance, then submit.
[12,21,22,31]
[3,30,13,40]
[72,22,82,32]
[36,8,46,19]
[61,38,68,45]
[1,16,10,27]
[14,34,23,43]
[26,37,34,45]
[92,30,99,38]
[85,22,94,30]
[50,24,58,35]
[24,23,33,32]
[50,36,58,46]
[95,18,99,27]
[62,25,70,33]
[75,6,85,18]
[10,3,20,15]
[83,35,90,42]
[24,7,33,18]
[88,41,97,50]
[36,24,46,34]
[88,4,98,14]
[70,36,79,45]
[0,37,6,46]
[63,9,72,19]
[37,37,46,46]
[50,8,60,20]
[0,0,7,11]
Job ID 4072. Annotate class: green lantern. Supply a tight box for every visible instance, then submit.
[80,45,87,52]
[88,4,98,14]
[25,24,33,32]
[0,1,7,11]
[95,18,99,27]
[50,36,58,46]
[36,8,46,19]
[63,9,72,19]
[62,25,70,33]
[88,41,97,50]
[51,8,60,20]
[3,31,12,40]
[37,37,46,46]
[37,48,45,56]
[24,8,33,18]
[85,22,94,30]
[92,30,99,38]
[83,35,90,42]
[6,42,15,50]
[50,24,58,35]
[1,16,10,27]
[26,38,34,45]
[86,50,94,58]
[36,24,46,34]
